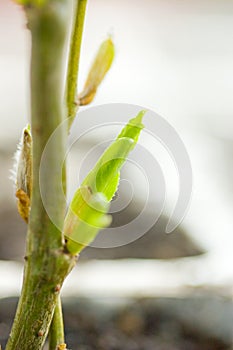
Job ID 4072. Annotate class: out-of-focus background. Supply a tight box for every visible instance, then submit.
[0,0,233,349]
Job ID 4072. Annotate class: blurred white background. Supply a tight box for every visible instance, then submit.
[0,0,233,295]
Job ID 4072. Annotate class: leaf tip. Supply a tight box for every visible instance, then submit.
[132,109,147,125]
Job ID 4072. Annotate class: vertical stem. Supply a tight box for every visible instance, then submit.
[49,1,88,347]
[49,298,65,350]
[49,296,65,350]
[65,0,87,128]
[5,3,76,350]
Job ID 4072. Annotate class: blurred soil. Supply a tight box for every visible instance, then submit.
[0,296,232,350]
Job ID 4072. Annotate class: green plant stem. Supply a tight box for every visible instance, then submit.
[65,0,87,129]
[49,296,65,350]
[5,3,76,350]
[49,0,88,346]
[49,297,65,350]
[49,1,88,345]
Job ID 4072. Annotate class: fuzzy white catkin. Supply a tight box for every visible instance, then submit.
[10,124,32,222]
[10,124,32,194]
